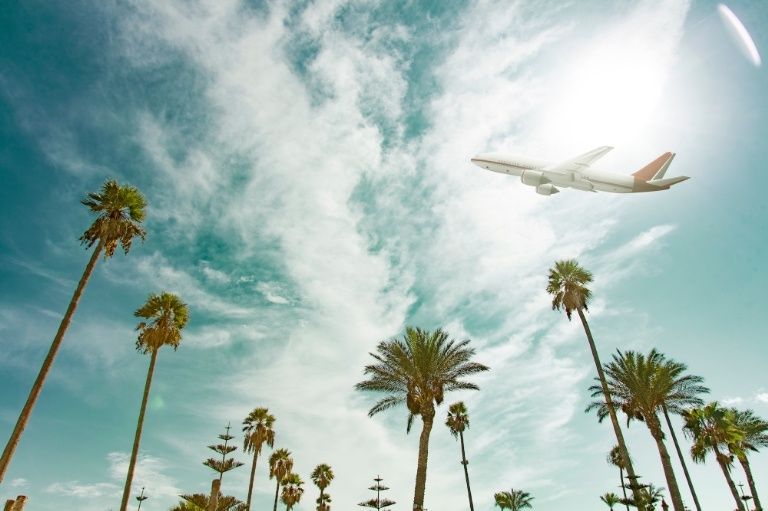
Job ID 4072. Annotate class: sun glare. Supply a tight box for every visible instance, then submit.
[538,39,670,152]
[718,4,762,67]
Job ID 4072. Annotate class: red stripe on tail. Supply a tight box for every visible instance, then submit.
[632,152,673,182]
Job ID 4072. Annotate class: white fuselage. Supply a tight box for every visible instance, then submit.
[471,153,635,193]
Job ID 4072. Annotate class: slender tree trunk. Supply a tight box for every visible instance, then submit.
[412,408,435,511]
[319,489,325,511]
[459,431,475,511]
[0,241,104,483]
[246,448,259,510]
[119,349,159,511]
[713,446,745,511]
[576,308,645,511]
[662,405,702,511]
[620,468,630,511]
[648,416,685,511]
[273,478,280,511]
[739,454,762,511]
[208,478,221,511]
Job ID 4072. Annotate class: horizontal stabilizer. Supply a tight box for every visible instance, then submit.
[649,175,689,188]
[633,152,675,181]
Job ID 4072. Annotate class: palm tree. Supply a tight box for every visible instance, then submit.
[661,401,703,511]
[601,492,621,510]
[355,327,490,511]
[174,493,247,511]
[0,179,147,483]
[586,349,708,511]
[633,484,665,510]
[316,492,331,511]
[446,401,475,511]
[683,402,745,511]
[494,489,533,511]
[607,445,631,511]
[119,292,188,511]
[269,449,293,511]
[546,259,644,510]
[311,464,334,511]
[728,408,768,511]
[243,408,276,510]
[280,473,304,511]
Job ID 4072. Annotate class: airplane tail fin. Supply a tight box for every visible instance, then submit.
[632,152,676,181]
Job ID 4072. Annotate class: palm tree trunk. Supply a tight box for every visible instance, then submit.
[576,308,645,511]
[246,448,259,511]
[119,349,159,511]
[0,241,104,483]
[620,468,630,511]
[319,489,325,511]
[273,479,280,511]
[713,446,745,511]
[662,404,702,511]
[412,409,435,511]
[459,431,475,511]
[739,454,762,511]
[648,416,685,511]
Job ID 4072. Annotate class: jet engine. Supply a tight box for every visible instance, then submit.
[536,183,559,195]
[520,169,549,187]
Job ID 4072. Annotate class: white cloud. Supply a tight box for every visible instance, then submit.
[256,281,290,305]
[46,481,119,498]
[755,393,768,404]
[10,478,29,489]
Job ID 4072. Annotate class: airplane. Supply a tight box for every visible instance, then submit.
[470,146,688,195]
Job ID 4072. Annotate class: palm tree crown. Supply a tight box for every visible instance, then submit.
[586,349,709,425]
[446,401,470,437]
[280,473,305,510]
[494,489,533,511]
[80,179,147,257]
[601,492,621,510]
[134,292,188,353]
[355,327,489,431]
[546,259,593,319]
[244,408,276,454]
[269,449,293,482]
[311,464,334,491]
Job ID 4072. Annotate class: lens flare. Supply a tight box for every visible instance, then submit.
[718,4,762,67]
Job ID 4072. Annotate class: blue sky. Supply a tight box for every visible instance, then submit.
[1,0,767,510]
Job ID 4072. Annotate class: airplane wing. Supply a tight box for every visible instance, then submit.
[542,146,613,179]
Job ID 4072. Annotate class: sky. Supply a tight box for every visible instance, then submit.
[1,0,767,510]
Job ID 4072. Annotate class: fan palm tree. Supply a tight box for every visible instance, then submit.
[269,449,293,511]
[586,349,709,511]
[446,401,475,511]
[355,327,489,511]
[546,260,644,510]
[243,408,276,510]
[316,492,331,511]
[601,492,621,510]
[0,179,147,483]
[280,473,305,511]
[683,402,745,511]
[494,489,533,511]
[119,292,189,511]
[311,464,334,511]
[634,484,665,510]
[607,445,631,511]
[728,408,768,511]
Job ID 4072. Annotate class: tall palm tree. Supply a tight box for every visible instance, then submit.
[0,179,146,483]
[661,402,702,511]
[607,445,631,511]
[586,349,709,511]
[355,327,489,511]
[683,402,745,511]
[728,408,768,511]
[119,292,188,511]
[280,473,304,511]
[546,260,644,510]
[243,408,276,510]
[311,464,334,511]
[269,449,293,511]
[601,492,621,510]
[494,489,533,511]
[446,401,475,511]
